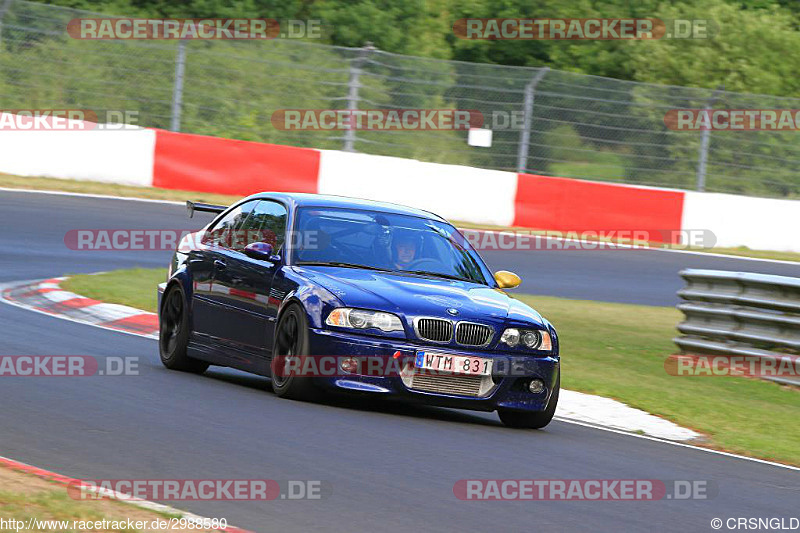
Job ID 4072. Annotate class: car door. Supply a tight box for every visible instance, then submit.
[190,200,257,352]
[211,200,288,368]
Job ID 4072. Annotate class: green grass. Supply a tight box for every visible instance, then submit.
[517,294,799,465]
[0,468,201,532]
[701,246,800,262]
[62,268,165,313]
[549,159,626,182]
[0,489,136,532]
[545,125,627,182]
[0,173,243,206]
[3,173,799,263]
[61,267,800,466]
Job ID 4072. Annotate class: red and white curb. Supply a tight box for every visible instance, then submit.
[0,454,252,533]
[556,390,700,441]
[0,276,158,338]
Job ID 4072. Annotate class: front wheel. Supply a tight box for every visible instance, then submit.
[498,374,559,429]
[159,284,209,374]
[270,303,319,401]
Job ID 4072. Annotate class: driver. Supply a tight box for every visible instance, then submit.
[391,229,422,270]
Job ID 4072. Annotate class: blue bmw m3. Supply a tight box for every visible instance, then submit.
[158,192,560,428]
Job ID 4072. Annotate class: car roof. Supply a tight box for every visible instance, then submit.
[243,192,447,222]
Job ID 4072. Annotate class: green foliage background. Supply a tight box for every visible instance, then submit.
[34,0,800,97]
[4,0,800,197]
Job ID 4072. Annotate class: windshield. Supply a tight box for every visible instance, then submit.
[292,207,490,285]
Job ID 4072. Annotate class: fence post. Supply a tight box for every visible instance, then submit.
[170,40,188,132]
[516,67,549,174]
[695,85,724,192]
[343,42,374,152]
[0,0,13,47]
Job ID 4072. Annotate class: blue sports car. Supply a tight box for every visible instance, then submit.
[158,192,560,428]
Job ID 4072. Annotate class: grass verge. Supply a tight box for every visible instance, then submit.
[0,464,212,532]
[62,267,800,466]
[0,173,241,206]
[3,173,799,263]
[62,268,164,313]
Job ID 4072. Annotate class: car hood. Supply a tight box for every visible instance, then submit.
[292,266,544,328]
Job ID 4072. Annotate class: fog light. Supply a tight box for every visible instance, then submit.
[340,357,359,374]
[528,379,545,394]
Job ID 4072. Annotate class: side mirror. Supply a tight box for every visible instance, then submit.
[494,270,521,289]
[244,242,280,262]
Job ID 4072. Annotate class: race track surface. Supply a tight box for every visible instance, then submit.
[0,189,797,532]
[3,189,798,305]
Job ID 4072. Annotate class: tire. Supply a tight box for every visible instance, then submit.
[498,374,560,429]
[159,284,209,374]
[270,303,319,401]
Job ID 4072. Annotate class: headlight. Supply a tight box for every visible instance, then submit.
[326,308,404,333]
[500,328,552,351]
[500,328,520,347]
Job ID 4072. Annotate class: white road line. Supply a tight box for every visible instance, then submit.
[0,186,183,205]
[554,417,800,472]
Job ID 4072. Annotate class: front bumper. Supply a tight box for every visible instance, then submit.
[307,328,559,412]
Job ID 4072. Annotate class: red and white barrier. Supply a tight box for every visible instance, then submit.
[0,122,797,253]
[0,126,155,186]
[513,174,686,244]
[317,150,518,227]
[681,191,800,251]
[153,130,320,196]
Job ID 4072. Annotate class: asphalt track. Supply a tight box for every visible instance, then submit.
[0,189,798,532]
[2,189,798,305]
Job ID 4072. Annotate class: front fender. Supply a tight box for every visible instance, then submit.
[277,269,345,330]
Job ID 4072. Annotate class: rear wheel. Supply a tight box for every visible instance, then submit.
[498,374,559,429]
[271,303,319,401]
[159,284,209,374]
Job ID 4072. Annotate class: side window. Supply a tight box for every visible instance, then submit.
[204,201,258,251]
[240,200,288,253]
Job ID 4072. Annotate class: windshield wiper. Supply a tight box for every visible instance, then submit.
[295,261,392,272]
[404,270,476,283]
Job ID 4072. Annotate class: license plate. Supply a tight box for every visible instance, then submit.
[414,351,492,376]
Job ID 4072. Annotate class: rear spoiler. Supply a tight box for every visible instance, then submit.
[186,201,227,218]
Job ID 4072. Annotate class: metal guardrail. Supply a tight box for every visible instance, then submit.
[674,269,800,386]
